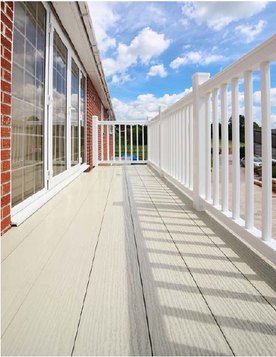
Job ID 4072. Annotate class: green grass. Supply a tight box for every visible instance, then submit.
[115,144,147,160]
[211,139,245,154]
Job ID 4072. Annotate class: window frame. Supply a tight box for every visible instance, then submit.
[11,1,88,217]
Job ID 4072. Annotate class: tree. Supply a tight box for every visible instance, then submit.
[228,115,245,142]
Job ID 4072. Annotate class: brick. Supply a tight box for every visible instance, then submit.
[2,181,10,195]
[1,34,12,51]
[1,103,11,115]
[3,92,11,104]
[5,5,13,21]
[2,138,10,148]
[5,27,12,41]
[1,115,11,126]
[6,2,14,11]
[3,69,11,82]
[1,149,10,160]
[1,194,10,207]
[2,204,10,219]
[1,56,11,71]
[1,159,10,172]
[1,215,11,233]
[1,12,12,30]
[4,47,11,61]
[1,79,11,92]
[1,126,11,137]
[1,170,10,183]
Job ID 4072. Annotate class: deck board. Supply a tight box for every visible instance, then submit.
[2,165,276,356]
[137,165,276,356]
[1,168,114,355]
[73,166,151,356]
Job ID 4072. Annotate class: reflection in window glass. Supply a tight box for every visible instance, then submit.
[52,30,67,176]
[11,2,46,207]
[80,73,85,163]
[71,58,79,166]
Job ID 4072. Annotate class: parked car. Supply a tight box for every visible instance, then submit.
[240,156,262,167]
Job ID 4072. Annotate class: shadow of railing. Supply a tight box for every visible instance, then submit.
[120,165,276,356]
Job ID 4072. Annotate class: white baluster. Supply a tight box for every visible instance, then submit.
[205,93,211,201]
[212,88,219,206]
[231,78,240,220]
[185,105,189,187]
[244,70,254,229]
[125,124,127,161]
[260,61,272,241]
[221,83,229,212]
[131,125,133,162]
[189,104,193,190]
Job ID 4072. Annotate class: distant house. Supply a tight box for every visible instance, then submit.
[253,128,276,158]
[1,1,115,235]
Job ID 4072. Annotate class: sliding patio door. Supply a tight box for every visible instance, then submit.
[48,13,85,189]
[11,2,87,214]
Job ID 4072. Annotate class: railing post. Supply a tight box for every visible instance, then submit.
[260,61,272,241]
[159,106,163,176]
[192,72,210,211]
[92,115,98,167]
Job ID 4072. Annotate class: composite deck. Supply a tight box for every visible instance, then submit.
[1,165,276,356]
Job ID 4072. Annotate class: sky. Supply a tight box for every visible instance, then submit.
[87,1,276,126]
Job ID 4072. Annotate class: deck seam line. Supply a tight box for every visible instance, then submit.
[124,167,154,356]
[1,174,101,339]
[147,166,276,312]
[71,167,115,356]
[136,166,235,356]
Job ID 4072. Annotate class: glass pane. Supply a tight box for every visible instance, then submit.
[11,1,46,207]
[25,41,35,76]
[52,30,67,177]
[12,64,24,100]
[14,2,25,35]
[13,29,25,67]
[71,58,79,166]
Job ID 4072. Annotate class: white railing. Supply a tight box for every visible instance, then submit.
[148,35,276,254]
[93,119,147,165]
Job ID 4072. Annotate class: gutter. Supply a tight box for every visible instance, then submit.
[77,2,116,121]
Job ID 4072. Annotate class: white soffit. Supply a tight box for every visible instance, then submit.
[52,1,115,118]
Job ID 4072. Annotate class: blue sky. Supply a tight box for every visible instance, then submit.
[88,1,276,125]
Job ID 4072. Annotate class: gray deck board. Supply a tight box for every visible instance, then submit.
[1,165,276,356]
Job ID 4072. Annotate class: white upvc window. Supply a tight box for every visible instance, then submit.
[11,1,87,216]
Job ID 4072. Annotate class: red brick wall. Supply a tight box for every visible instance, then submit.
[86,77,113,169]
[1,1,13,236]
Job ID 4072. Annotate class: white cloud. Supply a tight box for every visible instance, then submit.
[103,27,171,76]
[111,73,131,85]
[182,2,267,31]
[170,51,226,69]
[147,64,167,78]
[112,88,192,121]
[235,20,267,43]
[253,88,276,106]
[87,2,119,53]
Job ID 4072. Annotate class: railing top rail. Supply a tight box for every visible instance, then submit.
[98,120,148,125]
[149,91,193,123]
[200,34,276,95]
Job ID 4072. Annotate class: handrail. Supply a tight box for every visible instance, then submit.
[149,92,193,123]
[200,34,276,94]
